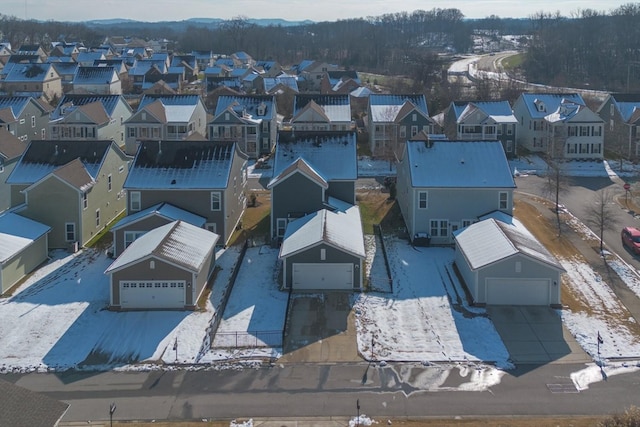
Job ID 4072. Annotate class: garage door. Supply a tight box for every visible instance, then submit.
[486,278,550,306]
[292,263,353,290]
[120,280,185,309]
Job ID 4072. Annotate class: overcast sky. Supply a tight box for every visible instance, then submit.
[3,0,632,22]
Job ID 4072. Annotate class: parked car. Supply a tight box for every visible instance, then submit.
[621,227,640,254]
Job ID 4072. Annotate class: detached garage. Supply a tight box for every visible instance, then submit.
[105,220,219,310]
[280,203,365,291]
[454,215,564,307]
[0,213,51,295]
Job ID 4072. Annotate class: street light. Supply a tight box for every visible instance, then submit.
[109,402,117,427]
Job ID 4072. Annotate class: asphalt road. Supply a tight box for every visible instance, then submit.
[7,361,640,423]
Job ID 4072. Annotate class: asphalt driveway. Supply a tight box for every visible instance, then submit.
[487,305,591,364]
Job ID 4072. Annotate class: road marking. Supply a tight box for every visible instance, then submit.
[547,383,579,393]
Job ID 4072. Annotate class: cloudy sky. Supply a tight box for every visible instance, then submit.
[3,0,632,22]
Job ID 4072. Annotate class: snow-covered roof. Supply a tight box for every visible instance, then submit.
[518,93,584,119]
[405,140,515,188]
[271,131,358,183]
[50,94,129,120]
[293,94,351,123]
[138,94,201,110]
[4,63,54,82]
[124,140,238,190]
[457,101,518,124]
[6,140,113,185]
[369,94,429,122]
[454,217,564,271]
[0,213,50,264]
[73,66,116,85]
[111,202,207,231]
[280,204,365,259]
[105,220,219,274]
[214,95,275,121]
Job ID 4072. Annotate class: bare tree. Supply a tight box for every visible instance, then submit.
[588,189,614,254]
[543,126,571,235]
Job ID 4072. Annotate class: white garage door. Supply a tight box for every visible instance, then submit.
[120,280,185,309]
[486,278,550,305]
[292,263,353,290]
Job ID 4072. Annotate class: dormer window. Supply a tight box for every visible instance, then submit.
[257,102,266,116]
[534,99,546,112]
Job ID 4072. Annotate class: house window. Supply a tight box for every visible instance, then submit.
[124,231,146,248]
[130,191,141,211]
[19,118,25,125]
[507,127,513,135]
[65,223,76,242]
[320,248,326,261]
[107,174,112,192]
[506,140,513,152]
[210,191,221,211]
[128,127,136,138]
[462,219,473,228]
[515,261,522,273]
[499,192,508,210]
[276,218,287,237]
[400,126,406,138]
[412,113,417,122]
[31,116,35,127]
[119,165,125,173]
[411,126,418,136]
[430,219,449,237]
[96,209,100,227]
[82,192,88,210]
[610,104,615,116]
[418,191,428,209]
[150,260,155,269]
[205,223,217,233]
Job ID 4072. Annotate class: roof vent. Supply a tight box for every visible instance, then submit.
[460,158,465,164]
[171,179,176,185]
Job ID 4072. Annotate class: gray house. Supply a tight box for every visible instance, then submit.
[0,96,52,142]
[0,128,27,212]
[267,131,357,241]
[396,140,516,245]
[596,93,640,159]
[454,213,564,306]
[0,212,50,294]
[124,140,248,246]
[105,220,219,310]
[280,202,365,291]
[110,202,206,258]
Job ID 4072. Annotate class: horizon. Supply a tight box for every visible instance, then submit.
[2,0,633,23]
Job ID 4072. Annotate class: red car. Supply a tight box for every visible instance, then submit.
[621,227,640,254]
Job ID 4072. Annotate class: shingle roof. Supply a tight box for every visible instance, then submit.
[105,220,219,274]
[214,95,276,121]
[124,140,239,190]
[293,94,351,122]
[111,202,207,231]
[0,212,51,264]
[405,140,516,188]
[518,93,584,119]
[454,217,564,271]
[73,66,117,84]
[0,377,68,427]
[369,94,429,122]
[51,94,128,120]
[0,128,26,161]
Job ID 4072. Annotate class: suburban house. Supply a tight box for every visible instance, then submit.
[76,52,106,67]
[290,94,353,131]
[454,212,565,306]
[191,50,214,70]
[2,62,62,102]
[50,61,79,93]
[110,202,206,258]
[596,93,640,159]
[0,95,52,142]
[268,130,363,291]
[0,128,27,212]
[254,60,283,78]
[124,94,207,155]
[123,140,248,246]
[438,101,518,158]
[367,94,435,158]
[320,70,362,95]
[170,54,199,82]
[292,60,339,91]
[209,95,278,158]
[72,66,122,95]
[6,139,130,249]
[396,140,516,245]
[49,94,133,147]
[263,76,299,95]
[513,93,604,159]
[105,220,219,310]
[0,212,51,294]
[268,130,358,241]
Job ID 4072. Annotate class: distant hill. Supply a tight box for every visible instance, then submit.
[86,17,314,27]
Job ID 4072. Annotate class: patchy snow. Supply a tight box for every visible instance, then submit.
[358,156,396,177]
[571,363,640,391]
[349,415,374,427]
[510,153,640,179]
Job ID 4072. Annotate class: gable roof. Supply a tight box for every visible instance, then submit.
[0,128,26,161]
[124,140,242,190]
[263,76,298,93]
[369,94,429,122]
[517,93,584,119]
[111,202,207,231]
[293,94,351,122]
[46,157,95,191]
[271,131,358,183]
[268,157,328,190]
[0,377,68,426]
[6,140,115,185]
[214,95,276,121]
[0,212,51,264]
[280,204,365,259]
[404,140,515,188]
[455,101,518,124]
[544,99,603,124]
[105,220,219,274]
[73,66,117,85]
[0,96,36,119]
[454,217,564,271]
[51,94,131,121]
[4,63,56,82]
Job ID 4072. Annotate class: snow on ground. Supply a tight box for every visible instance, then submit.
[354,240,511,369]
[358,156,396,177]
[510,153,640,179]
